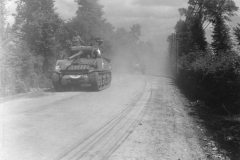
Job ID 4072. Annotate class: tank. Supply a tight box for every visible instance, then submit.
[129,57,146,74]
[52,39,112,91]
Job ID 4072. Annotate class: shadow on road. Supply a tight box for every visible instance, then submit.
[44,86,93,93]
[3,86,95,100]
[175,80,240,160]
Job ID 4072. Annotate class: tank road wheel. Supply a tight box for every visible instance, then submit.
[107,73,111,85]
[109,73,112,84]
[98,75,102,89]
[52,73,63,92]
[89,72,101,91]
[102,74,106,86]
[89,72,112,91]
[105,74,108,85]
[105,74,108,86]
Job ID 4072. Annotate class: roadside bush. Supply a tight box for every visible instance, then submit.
[0,41,51,97]
[177,51,240,114]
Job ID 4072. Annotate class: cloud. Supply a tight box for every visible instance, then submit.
[104,5,179,19]
[101,0,186,19]
[54,0,78,19]
[132,0,187,7]
[5,1,17,25]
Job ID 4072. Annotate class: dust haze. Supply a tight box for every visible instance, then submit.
[95,0,179,77]
[109,46,168,77]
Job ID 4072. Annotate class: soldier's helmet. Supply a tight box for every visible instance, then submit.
[95,38,103,45]
[72,36,81,45]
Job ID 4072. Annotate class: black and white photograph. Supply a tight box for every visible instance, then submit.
[0,0,240,159]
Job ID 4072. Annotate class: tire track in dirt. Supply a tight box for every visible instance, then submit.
[108,76,206,160]
[55,79,152,160]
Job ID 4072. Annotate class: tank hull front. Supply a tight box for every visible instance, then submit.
[52,57,112,91]
[60,74,90,85]
[52,70,111,91]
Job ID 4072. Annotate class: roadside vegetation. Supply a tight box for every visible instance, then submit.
[0,0,154,97]
[168,0,240,159]
[168,0,240,115]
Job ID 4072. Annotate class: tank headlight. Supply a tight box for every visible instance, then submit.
[55,65,61,72]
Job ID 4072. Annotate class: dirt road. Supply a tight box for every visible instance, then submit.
[0,74,205,160]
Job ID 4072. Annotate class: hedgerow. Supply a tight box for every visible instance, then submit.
[177,50,240,114]
[0,41,52,97]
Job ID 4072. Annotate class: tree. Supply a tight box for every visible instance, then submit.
[177,0,208,53]
[204,0,238,54]
[185,0,238,25]
[233,23,240,45]
[58,0,115,58]
[112,27,133,56]
[111,24,142,56]
[130,24,141,41]
[0,0,8,39]
[204,0,238,23]
[177,0,238,54]
[211,15,232,53]
[189,15,207,51]
[76,0,104,18]
[174,20,191,56]
[13,0,63,73]
[72,0,105,40]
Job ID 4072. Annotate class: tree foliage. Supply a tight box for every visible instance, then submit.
[0,19,50,96]
[174,20,190,56]
[233,23,240,45]
[56,0,116,59]
[184,0,238,25]
[169,0,240,114]
[211,15,232,53]
[0,0,8,38]
[175,0,238,55]
[71,0,105,39]
[13,0,63,74]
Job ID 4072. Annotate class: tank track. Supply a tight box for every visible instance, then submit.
[89,71,111,91]
[52,73,64,92]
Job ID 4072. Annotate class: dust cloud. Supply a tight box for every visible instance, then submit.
[109,47,169,77]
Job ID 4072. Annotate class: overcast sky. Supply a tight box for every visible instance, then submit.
[6,0,240,54]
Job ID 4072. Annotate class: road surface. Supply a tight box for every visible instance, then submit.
[0,73,205,160]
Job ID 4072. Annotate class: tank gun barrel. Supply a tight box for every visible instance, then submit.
[71,45,93,51]
[68,52,82,60]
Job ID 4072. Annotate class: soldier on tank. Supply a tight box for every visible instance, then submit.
[73,35,87,46]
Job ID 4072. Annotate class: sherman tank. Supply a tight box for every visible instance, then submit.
[52,38,112,91]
